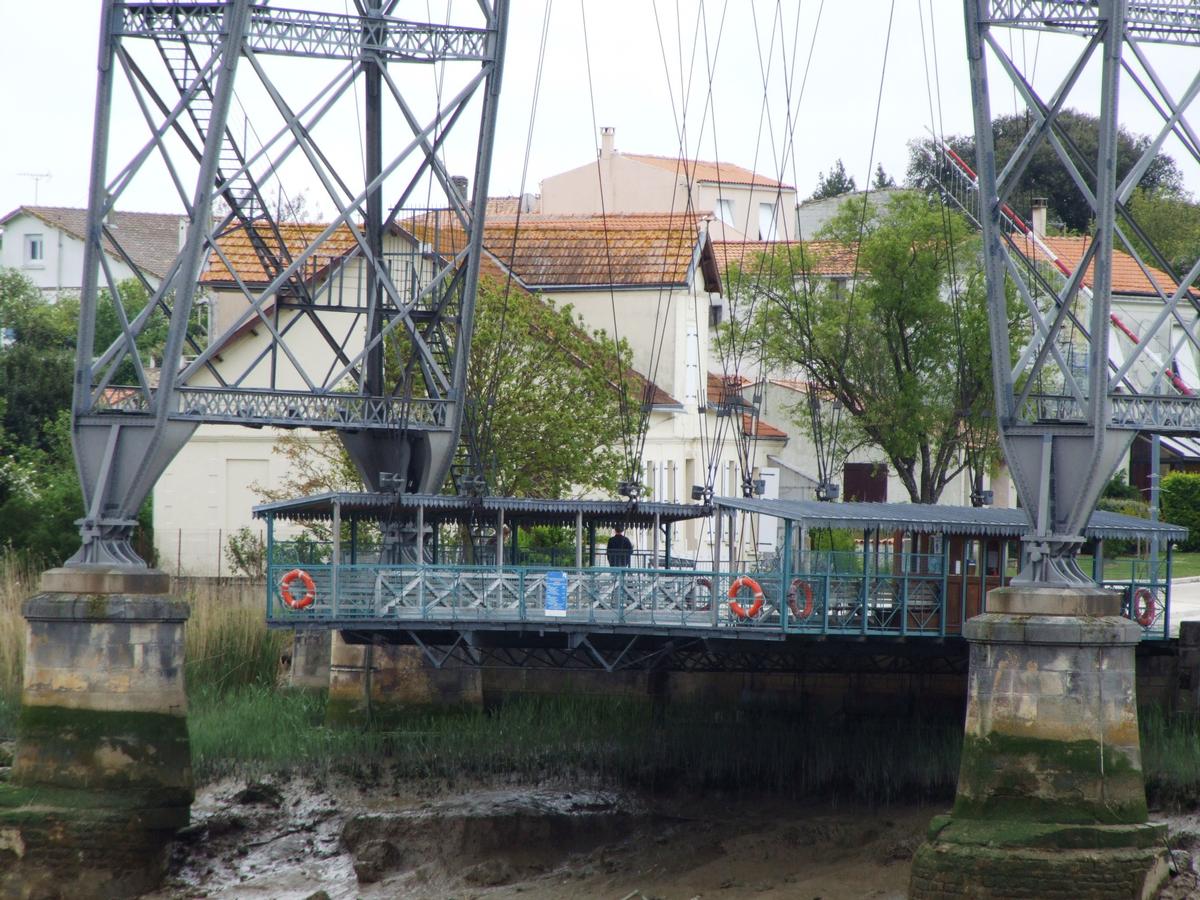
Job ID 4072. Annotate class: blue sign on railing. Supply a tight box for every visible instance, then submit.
[545,571,568,617]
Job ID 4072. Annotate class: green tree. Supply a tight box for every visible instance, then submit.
[1126,186,1200,276]
[811,159,857,200]
[872,163,896,190]
[741,192,1001,503]
[1160,471,1200,552]
[464,277,629,497]
[260,275,632,508]
[907,110,1183,233]
[0,269,77,451]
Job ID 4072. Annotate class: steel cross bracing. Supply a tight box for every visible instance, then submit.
[70,0,508,566]
[965,0,1200,583]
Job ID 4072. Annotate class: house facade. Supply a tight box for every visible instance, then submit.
[539,128,796,244]
[154,211,789,573]
[0,206,186,297]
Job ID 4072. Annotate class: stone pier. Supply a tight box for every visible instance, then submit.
[326,632,482,727]
[0,567,192,900]
[910,585,1168,899]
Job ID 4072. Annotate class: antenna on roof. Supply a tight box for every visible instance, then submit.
[18,172,51,205]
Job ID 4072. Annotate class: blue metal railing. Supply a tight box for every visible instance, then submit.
[265,553,1173,640]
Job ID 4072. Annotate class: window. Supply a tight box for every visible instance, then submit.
[24,233,44,266]
[758,202,777,241]
[716,198,735,226]
[843,462,887,503]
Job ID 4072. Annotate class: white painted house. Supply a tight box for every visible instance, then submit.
[540,127,797,244]
[154,211,790,574]
[0,206,187,297]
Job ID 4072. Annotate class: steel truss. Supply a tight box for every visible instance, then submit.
[335,628,972,675]
[965,0,1200,583]
[71,1,508,566]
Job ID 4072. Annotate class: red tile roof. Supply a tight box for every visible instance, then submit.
[704,373,786,438]
[744,414,786,439]
[624,154,793,190]
[201,222,361,286]
[712,240,860,279]
[204,211,721,293]
[1013,234,1195,298]
[707,371,751,406]
[406,211,721,291]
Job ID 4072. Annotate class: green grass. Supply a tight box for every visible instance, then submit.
[1167,552,1200,580]
[1074,553,1200,582]
[187,687,1200,809]
[1140,706,1200,808]
[189,687,963,803]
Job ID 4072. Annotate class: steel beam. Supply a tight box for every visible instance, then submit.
[69,0,508,566]
[964,0,1200,584]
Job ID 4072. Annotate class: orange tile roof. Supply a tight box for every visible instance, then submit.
[713,240,860,279]
[624,154,793,190]
[1012,235,1195,298]
[403,211,719,290]
[204,210,723,313]
[742,413,787,439]
[704,373,786,437]
[706,371,751,406]
[202,222,361,286]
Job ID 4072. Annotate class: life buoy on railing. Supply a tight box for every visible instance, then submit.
[280,568,316,610]
[787,579,814,619]
[692,577,713,611]
[728,575,764,619]
[1133,588,1155,627]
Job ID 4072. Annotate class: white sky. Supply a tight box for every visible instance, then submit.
[1,2,1198,217]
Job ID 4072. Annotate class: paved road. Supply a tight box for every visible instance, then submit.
[1170,580,1200,637]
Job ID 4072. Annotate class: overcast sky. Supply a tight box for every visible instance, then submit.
[2,2,1197,218]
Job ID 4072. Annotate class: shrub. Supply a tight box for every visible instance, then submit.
[1161,471,1200,551]
[225,526,267,578]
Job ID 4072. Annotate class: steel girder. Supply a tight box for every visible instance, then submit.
[333,628,972,675]
[70,0,508,566]
[965,0,1200,584]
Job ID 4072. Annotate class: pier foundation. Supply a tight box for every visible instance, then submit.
[910,585,1167,899]
[326,632,482,727]
[0,567,191,900]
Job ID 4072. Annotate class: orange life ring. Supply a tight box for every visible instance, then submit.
[280,568,316,610]
[787,579,814,619]
[1133,588,1154,627]
[691,577,713,611]
[728,575,764,619]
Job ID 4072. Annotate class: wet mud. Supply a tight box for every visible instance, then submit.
[143,777,1200,899]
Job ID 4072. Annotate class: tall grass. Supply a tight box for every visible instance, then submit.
[182,578,289,698]
[1141,706,1200,808]
[0,550,41,735]
[190,688,965,803]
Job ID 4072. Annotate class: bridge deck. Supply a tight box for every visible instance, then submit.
[266,560,1173,641]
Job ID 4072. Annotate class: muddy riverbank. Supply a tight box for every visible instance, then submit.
[144,774,940,899]
[139,773,1200,899]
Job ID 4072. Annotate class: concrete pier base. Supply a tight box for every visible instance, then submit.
[327,632,482,727]
[0,567,192,900]
[288,629,331,690]
[910,585,1168,899]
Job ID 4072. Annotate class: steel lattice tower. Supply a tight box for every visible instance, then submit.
[69,0,508,567]
[965,0,1200,584]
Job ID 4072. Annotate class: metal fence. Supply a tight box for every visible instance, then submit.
[264,552,1173,640]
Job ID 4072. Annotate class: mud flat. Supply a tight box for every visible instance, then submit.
[141,775,932,899]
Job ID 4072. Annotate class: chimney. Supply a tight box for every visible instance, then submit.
[599,126,615,159]
[1031,197,1048,238]
[450,175,469,203]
